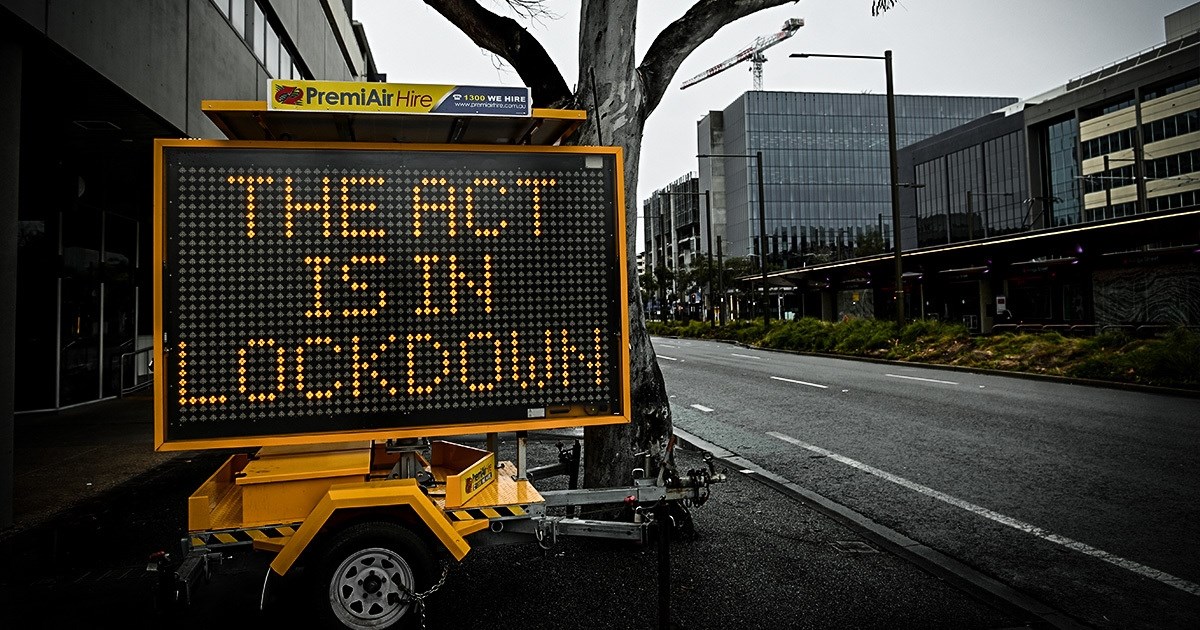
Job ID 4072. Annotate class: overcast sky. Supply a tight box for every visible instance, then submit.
[354,0,1196,249]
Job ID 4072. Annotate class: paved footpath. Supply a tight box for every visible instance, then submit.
[1,395,1041,629]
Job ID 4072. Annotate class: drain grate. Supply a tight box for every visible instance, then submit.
[831,540,878,554]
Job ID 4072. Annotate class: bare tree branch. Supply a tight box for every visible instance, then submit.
[496,0,558,24]
[638,0,799,115]
[422,0,572,106]
[872,0,898,16]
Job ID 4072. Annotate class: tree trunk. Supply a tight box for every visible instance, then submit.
[577,0,673,489]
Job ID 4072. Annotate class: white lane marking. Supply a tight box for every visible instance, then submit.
[656,355,678,361]
[768,431,1200,597]
[770,376,829,389]
[731,353,759,360]
[658,343,678,348]
[886,373,959,385]
[690,404,714,413]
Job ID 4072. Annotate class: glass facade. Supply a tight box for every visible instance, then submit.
[1045,117,1083,226]
[914,129,1027,247]
[707,92,1015,263]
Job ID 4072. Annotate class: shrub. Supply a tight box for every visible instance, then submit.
[760,318,834,351]
[830,319,898,355]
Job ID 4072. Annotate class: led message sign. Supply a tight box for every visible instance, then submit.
[155,141,628,449]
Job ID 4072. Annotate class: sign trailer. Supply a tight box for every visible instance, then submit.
[150,94,723,630]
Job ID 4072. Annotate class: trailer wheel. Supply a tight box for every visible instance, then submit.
[314,521,436,630]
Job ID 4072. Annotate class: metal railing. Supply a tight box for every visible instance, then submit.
[119,346,154,397]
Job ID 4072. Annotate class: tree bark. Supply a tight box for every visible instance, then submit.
[576,0,666,489]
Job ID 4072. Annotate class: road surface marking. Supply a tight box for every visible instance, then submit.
[731,353,759,360]
[886,373,958,385]
[767,431,1200,597]
[770,376,829,389]
[656,355,678,361]
[658,343,678,348]
[690,404,714,413]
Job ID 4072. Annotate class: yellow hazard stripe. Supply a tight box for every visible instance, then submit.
[188,525,299,548]
[447,505,529,521]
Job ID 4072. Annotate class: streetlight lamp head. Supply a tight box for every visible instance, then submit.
[789,53,811,58]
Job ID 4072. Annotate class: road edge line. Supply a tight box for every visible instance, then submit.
[671,426,1089,630]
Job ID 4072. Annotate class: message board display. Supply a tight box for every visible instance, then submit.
[154,141,628,450]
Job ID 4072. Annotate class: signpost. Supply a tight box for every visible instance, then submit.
[154,141,629,450]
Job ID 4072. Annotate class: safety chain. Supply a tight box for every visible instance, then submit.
[399,562,449,630]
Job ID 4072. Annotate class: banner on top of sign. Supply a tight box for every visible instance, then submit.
[268,79,532,117]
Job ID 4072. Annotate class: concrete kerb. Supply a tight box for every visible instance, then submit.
[670,426,1090,630]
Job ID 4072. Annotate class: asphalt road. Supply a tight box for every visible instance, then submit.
[653,336,1200,630]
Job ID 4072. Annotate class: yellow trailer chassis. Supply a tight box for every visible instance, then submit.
[154,435,722,629]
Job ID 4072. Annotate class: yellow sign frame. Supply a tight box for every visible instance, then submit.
[153,139,630,452]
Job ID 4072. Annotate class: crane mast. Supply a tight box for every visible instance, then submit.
[681,18,804,91]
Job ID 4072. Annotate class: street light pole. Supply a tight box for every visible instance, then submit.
[792,50,905,325]
[662,210,672,319]
[755,151,768,326]
[698,152,770,326]
[884,50,904,325]
[716,236,725,325]
[705,189,714,324]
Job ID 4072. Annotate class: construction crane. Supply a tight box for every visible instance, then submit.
[681,18,804,91]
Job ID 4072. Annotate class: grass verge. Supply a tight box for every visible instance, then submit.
[647,318,1200,392]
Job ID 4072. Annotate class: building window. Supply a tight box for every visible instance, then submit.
[1081,127,1137,160]
[266,24,280,76]
[1141,74,1200,102]
[215,0,301,79]
[1142,108,1200,144]
[1148,189,1199,212]
[1083,165,1137,194]
[1080,94,1135,121]
[1145,148,1200,180]
[253,2,267,62]
[231,0,245,37]
[1044,117,1082,227]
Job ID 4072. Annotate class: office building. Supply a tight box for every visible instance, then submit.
[766,3,1199,329]
[643,173,705,317]
[695,91,1016,268]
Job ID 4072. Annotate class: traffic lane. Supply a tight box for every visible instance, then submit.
[658,349,1200,581]
[654,336,1200,576]
[654,335,1195,420]
[662,352,1200,624]
[670,401,1200,630]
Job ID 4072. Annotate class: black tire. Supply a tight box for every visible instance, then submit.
[312,521,437,630]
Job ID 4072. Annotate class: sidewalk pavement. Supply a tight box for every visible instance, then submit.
[1,394,1039,629]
